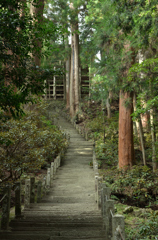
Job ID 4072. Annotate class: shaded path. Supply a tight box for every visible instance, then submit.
[1,115,105,240]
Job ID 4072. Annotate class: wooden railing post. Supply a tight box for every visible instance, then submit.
[15,182,22,218]
[97,177,102,209]
[46,168,51,192]
[50,162,54,187]
[1,186,11,230]
[53,159,57,179]
[42,178,47,196]
[37,181,42,203]
[104,200,115,240]
[101,185,111,216]
[30,177,35,203]
[24,179,30,209]
[112,215,125,240]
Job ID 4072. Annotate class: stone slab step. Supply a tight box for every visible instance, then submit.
[0,233,50,240]
[10,215,102,222]
[10,221,103,228]
[0,233,105,240]
[69,142,93,146]
[7,229,105,237]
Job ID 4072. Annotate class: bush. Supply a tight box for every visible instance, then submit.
[105,166,158,207]
[127,211,158,239]
[0,100,68,184]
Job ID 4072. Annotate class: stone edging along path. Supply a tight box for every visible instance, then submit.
[0,114,106,240]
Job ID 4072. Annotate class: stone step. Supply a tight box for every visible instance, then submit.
[5,229,105,237]
[0,233,105,240]
[10,221,103,229]
[10,216,103,223]
[0,233,50,240]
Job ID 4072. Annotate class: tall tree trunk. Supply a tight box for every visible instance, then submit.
[133,92,146,166]
[69,2,79,117]
[74,27,79,114]
[70,37,75,116]
[150,108,158,171]
[106,93,111,118]
[66,56,70,109]
[118,90,135,169]
[30,0,44,67]
[64,33,70,109]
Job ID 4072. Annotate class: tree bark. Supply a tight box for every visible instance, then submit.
[69,2,79,117]
[133,92,146,165]
[66,56,70,109]
[106,93,111,118]
[118,90,135,169]
[30,0,44,67]
[150,108,158,171]
[70,36,75,116]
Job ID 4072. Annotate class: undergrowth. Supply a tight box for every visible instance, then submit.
[79,100,158,240]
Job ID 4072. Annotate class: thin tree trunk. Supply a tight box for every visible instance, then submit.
[106,93,111,118]
[66,56,70,109]
[118,90,135,169]
[74,26,79,114]
[70,34,75,116]
[133,92,146,165]
[150,108,158,171]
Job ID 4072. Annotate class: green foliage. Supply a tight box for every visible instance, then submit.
[95,119,118,165]
[0,0,60,117]
[85,112,118,165]
[0,99,68,184]
[127,211,158,240]
[86,115,103,132]
[105,166,158,207]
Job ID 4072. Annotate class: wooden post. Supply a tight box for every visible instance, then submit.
[97,177,102,209]
[37,181,42,203]
[30,177,35,203]
[1,186,11,230]
[24,179,30,209]
[101,184,111,216]
[46,168,51,191]
[95,173,99,202]
[53,160,56,179]
[50,162,54,187]
[112,215,125,240]
[15,182,22,218]
[104,200,115,239]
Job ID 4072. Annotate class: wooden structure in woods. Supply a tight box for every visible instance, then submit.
[44,64,90,100]
[80,67,90,99]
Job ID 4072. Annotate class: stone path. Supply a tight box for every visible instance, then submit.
[1,115,105,240]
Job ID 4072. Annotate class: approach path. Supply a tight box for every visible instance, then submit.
[1,114,106,240]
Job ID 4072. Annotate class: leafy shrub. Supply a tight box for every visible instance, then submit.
[0,100,68,184]
[107,166,158,207]
[126,211,158,239]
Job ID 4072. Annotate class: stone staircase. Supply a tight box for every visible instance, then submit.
[0,116,106,240]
